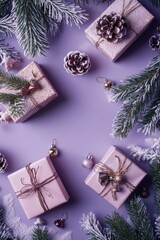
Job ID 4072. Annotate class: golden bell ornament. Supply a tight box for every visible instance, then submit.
[49,146,59,157]
[48,139,59,157]
[104,80,113,89]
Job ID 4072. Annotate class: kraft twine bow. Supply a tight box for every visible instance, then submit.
[94,156,135,201]
[16,164,57,212]
[20,71,44,109]
[95,0,140,48]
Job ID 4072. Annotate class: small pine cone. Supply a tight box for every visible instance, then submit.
[0,153,8,173]
[149,34,160,50]
[96,12,129,43]
[64,51,91,75]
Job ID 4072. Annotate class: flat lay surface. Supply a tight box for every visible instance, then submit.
[0,0,160,239]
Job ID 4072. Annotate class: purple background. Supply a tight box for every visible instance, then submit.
[0,0,160,238]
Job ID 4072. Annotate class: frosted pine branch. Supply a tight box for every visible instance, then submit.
[111,55,160,138]
[0,14,15,36]
[13,0,49,57]
[36,0,88,27]
[128,138,160,164]
[155,216,160,238]
[0,42,21,71]
[126,197,154,240]
[80,212,112,240]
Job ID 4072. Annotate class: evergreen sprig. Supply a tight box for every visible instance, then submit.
[111,55,160,139]
[80,212,113,240]
[126,197,154,240]
[0,14,15,36]
[0,70,28,90]
[0,207,16,240]
[36,0,88,27]
[0,0,12,18]
[105,212,137,240]
[13,0,49,58]
[2,0,87,57]
[0,93,25,117]
[150,0,160,7]
[32,226,50,240]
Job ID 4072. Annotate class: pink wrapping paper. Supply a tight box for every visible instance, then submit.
[4,61,58,122]
[85,0,154,61]
[8,156,70,219]
[85,146,147,209]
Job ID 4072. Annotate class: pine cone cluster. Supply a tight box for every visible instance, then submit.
[149,35,160,50]
[64,51,91,75]
[96,12,129,43]
[0,153,8,173]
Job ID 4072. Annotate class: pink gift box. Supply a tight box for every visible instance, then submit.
[85,146,147,209]
[85,0,154,61]
[8,156,70,219]
[4,61,58,122]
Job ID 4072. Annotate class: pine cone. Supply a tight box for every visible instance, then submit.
[149,34,160,50]
[96,12,129,43]
[64,51,91,75]
[0,153,8,173]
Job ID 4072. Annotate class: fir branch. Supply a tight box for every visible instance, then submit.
[0,207,16,240]
[0,41,21,71]
[139,96,160,135]
[42,13,59,36]
[111,55,160,103]
[151,162,160,189]
[105,212,137,240]
[9,95,25,118]
[0,70,28,90]
[154,189,160,215]
[126,197,154,240]
[35,0,88,27]
[150,0,160,7]
[0,41,20,61]
[111,55,160,139]
[155,216,160,239]
[128,142,160,164]
[32,226,50,240]
[0,14,15,36]
[80,212,113,240]
[13,0,49,57]
[0,93,25,117]
[0,0,12,17]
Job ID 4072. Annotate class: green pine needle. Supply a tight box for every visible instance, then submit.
[105,212,137,240]
[0,93,25,117]
[32,227,50,240]
[150,0,160,7]
[126,197,154,240]
[36,0,88,27]
[151,162,160,190]
[0,14,15,36]
[13,0,49,57]
[0,0,12,18]
[111,55,160,139]
[0,70,28,90]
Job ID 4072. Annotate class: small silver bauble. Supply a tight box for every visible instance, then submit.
[82,154,94,169]
[34,217,45,226]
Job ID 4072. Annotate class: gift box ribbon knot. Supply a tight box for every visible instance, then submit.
[16,164,57,212]
[94,155,135,201]
[20,71,44,109]
[95,0,140,48]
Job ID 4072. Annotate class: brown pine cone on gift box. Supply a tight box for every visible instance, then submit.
[64,51,91,75]
[96,12,129,43]
[149,34,160,50]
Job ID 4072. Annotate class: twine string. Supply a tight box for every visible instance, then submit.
[16,164,57,212]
